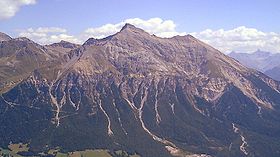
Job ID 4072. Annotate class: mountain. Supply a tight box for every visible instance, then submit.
[0,32,12,42]
[264,66,280,81]
[0,37,53,93]
[229,50,280,81]
[45,40,80,57]
[1,24,280,157]
[0,37,79,93]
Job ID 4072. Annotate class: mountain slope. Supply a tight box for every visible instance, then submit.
[1,25,280,157]
[0,37,79,93]
[0,32,12,42]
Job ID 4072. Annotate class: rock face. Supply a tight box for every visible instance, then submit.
[1,25,280,157]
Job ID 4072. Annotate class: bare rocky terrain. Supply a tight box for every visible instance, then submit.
[1,24,280,157]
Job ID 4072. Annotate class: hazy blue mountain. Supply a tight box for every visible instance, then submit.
[229,50,280,81]
[265,66,280,81]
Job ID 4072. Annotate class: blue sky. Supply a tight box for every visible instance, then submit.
[1,0,280,53]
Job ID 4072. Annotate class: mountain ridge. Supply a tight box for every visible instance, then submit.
[1,24,280,157]
[0,32,12,42]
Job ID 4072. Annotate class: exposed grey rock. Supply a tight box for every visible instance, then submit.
[1,24,280,157]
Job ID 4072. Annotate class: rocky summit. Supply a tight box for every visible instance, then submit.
[0,32,12,42]
[1,24,280,157]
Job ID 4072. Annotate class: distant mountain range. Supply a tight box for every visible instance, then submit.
[229,50,280,81]
[1,24,280,157]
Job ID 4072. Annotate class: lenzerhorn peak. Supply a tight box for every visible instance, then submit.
[121,23,138,30]
[83,24,146,46]
[119,23,145,32]
[109,23,153,40]
[119,23,196,40]
[1,24,280,157]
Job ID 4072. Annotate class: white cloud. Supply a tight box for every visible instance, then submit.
[17,18,186,45]
[191,26,280,53]
[18,27,81,44]
[83,18,186,39]
[0,0,36,20]
[83,23,123,39]
[15,18,280,54]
